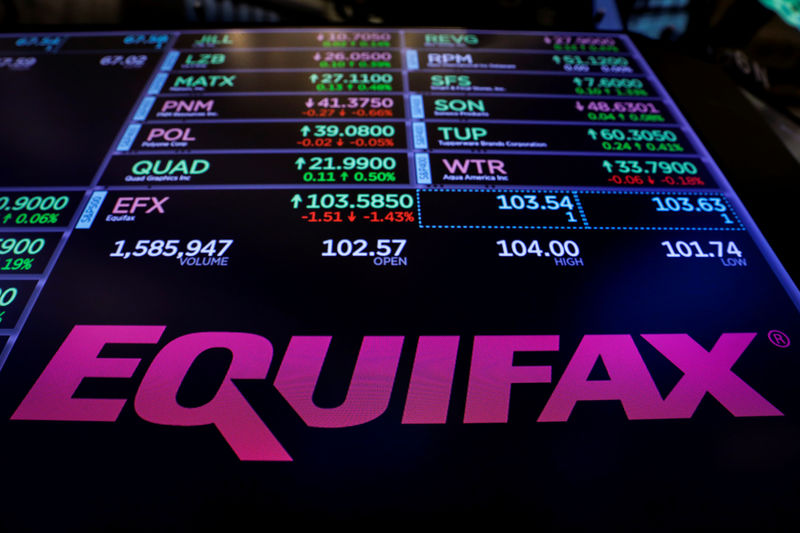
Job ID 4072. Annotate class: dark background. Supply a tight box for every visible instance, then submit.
[1,0,798,276]
[1,188,799,531]
[1,2,800,530]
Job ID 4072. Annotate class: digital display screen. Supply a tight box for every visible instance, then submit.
[0,28,798,529]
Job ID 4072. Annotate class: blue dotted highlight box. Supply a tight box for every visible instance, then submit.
[416,188,746,231]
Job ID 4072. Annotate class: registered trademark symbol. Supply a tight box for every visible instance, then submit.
[767,330,791,348]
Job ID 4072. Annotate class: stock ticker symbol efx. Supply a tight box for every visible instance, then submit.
[12,327,783,461]
[111,196,169,215]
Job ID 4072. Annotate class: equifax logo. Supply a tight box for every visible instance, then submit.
[12,326,782,461]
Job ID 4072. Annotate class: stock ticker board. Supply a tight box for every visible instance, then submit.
[0,28,798,529]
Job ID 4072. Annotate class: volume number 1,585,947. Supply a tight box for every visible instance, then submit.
[109,239,234,259]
